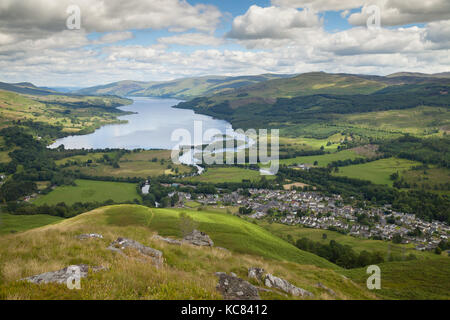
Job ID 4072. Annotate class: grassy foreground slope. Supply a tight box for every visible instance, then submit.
[0,205,379,300]
[343,258,450,300]
[0,205,448,299]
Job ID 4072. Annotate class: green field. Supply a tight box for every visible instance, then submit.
[279,134,344,152]
[61,150,192,178]
[34,179,141,206]
[401,167,450,194]
[67,161,191,179]
[343,106,450,136]
[0,212,63,235]
[260,222,436,260]
[55,153,113,166]
[186,167,274,183]
[280,149,360,167]
[334,157,421,186]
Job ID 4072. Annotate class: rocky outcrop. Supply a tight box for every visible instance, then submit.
[77,233,103,240]
[108,237,163,266]
[264,274,313,297]
[183,230,214,247]
[22,265,106,285]
[152,235,182,245]
[216,272,260,300]
[316,282,336,296]
[248,267,265,281]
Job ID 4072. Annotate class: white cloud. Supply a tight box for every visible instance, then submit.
[158,33,224,46]
[0,1,449,87]
[425,20,450,49]
[0,0,222,41]
[271,0,365,11]
[227,5,321,40]
[348,0,450,26]
[95,32,134,44]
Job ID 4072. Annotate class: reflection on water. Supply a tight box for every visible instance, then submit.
[49,97,234,152]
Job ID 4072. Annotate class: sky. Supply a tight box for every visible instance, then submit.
[0,0,449,87]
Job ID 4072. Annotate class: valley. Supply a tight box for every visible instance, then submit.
[0,71,448,301]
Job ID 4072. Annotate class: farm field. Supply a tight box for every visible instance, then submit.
[33,179,141,206]
[55,153,115,166]
[334,157,421,186]
[186,167,274,183]
[401,167,450,194]
[0,212,63,235]
[280,149,360,167]
[67,161,191,179]
[342,106,450,136]
[279,134,345,152]
[120,150,173,161]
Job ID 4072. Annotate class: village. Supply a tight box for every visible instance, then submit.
[173,188,450,252]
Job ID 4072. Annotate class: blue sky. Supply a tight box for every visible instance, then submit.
[0,0,449,86]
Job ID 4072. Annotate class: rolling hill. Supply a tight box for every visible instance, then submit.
[175,72,450,133]
[75,74,295,99]
[0,204,447,300]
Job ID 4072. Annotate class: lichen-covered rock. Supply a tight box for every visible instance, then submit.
[183,230,214,247]
[77,233,103,240]
[22,265,106,285]
[248,267,265,281]
[316,282,336,296]
[264,274,313,297]
[216,272,260,300]
[108,237,163,266]
[152,234,182,245]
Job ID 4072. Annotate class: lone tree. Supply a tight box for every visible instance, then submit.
[179,212,198,237]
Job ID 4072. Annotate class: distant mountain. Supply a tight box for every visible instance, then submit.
[46,87,83,93]
[76,74,295,99]
[387,72,450,79]
[176,71,450,130]
[0,82,57,96]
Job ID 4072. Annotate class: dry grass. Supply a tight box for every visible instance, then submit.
[0,206,377,300]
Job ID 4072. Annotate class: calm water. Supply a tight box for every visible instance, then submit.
[50,97,234,150]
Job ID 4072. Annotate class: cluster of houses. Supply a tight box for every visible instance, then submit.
[177,188,449,251]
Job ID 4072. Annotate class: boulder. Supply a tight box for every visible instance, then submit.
[183,230,214,247]
[264,274,313,297]
[152,234,182,245]
[77,233,103,240]
[216,272,260,300]
[316,282,336,296]
[108,237,163,266]
[248,267,265,281]
[22,264,106,285]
